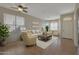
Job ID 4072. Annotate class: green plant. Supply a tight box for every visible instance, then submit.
[0,23,9,43]
[45,26,49,32]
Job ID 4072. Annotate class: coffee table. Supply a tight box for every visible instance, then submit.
[38,35,52,42]
[36,36,58,49]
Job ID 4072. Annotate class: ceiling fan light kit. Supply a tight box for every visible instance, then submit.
[18,7,23,12]
[11,4,28,13]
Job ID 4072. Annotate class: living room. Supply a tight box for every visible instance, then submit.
[0,3,79,55]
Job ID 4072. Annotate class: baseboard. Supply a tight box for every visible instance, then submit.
[62,37,72,40]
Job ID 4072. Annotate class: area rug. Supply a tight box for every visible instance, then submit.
[36,36,58,49]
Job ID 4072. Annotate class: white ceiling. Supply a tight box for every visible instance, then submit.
[0,3,75,20]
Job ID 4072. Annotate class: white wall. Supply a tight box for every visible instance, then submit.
[73,4,79,47]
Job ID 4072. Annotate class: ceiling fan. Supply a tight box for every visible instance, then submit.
[11,4,28,13]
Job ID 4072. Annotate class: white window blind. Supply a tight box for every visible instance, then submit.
[16,16,24,26]
[16,16,26,31]
[50,22,58,30]
[4,13,26,32]
[4,14,15,25]
[4,14,15,32]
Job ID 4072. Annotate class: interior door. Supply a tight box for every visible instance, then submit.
[62,17,73,39]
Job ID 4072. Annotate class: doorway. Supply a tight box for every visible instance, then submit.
[61,14,74,40]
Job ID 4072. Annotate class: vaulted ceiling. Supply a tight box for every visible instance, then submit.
[0,3,75,20]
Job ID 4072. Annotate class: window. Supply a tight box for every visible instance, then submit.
[4,13,26,32]
[16,16,24,26]
[50,22,58,30]
[4,14,16,32]
[16,16,26,31]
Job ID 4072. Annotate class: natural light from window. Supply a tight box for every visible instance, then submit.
[50,22,58,30]
[4,13,26,32]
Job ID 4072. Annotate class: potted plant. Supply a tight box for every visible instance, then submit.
[0,23,9,46]
[45,25,49,32]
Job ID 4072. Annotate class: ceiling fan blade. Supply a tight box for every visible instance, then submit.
[23,7,28,9]
[18,5,28,9]
[23,10,28,13]
[11,7,18,9]
[10,4,28,13]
